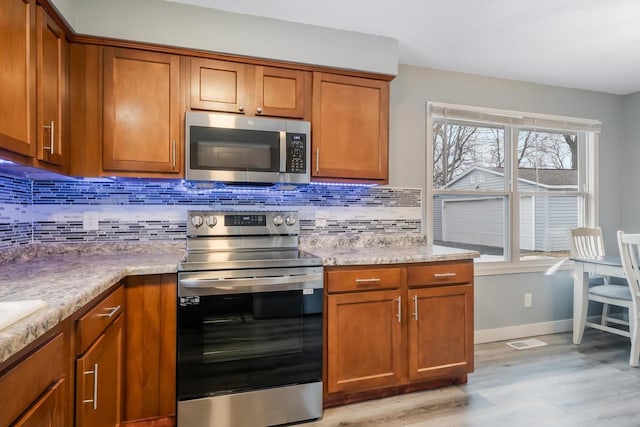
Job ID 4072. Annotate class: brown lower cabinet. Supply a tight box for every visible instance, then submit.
[325,260,474,406]
[74,285,125,427]
[75,315,124,427]
[0,332,67,426]
[0,274,177,427]
[123,274,177,425]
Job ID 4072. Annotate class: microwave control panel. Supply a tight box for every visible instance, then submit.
[286,133,307,173]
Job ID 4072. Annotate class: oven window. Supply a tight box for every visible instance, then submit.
[190,126,279,172]
[177,289,322,400]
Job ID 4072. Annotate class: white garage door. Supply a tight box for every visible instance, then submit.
[442,198,504,247]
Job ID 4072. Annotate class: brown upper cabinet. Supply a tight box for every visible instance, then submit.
[102,47,181,176]
[0,1,68,172]
[0,0,38,160]
[312,72,389,184]
[36,6,67,169]
[189,58,311,119]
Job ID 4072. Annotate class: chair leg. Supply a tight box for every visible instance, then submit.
[629,308,640,367]
[601,303,610,326]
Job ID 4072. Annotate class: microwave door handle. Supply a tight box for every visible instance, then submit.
[180,272,323,290]
[279,131,287,173]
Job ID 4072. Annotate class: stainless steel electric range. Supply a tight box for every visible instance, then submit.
[177,210,323,427]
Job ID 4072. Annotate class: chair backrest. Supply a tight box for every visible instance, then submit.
[617,230,640,302]
[569,227,606,258]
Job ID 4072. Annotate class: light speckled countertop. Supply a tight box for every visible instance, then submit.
[300,233,480,266]
[0,248,183,364]
[304,244,479,266]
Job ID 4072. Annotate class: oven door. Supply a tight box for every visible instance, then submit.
[177,267,323,401]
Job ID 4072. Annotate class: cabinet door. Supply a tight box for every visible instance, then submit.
[327,290,402,394]
[0,0,37,158]
[76,314,123,427]
[12,379,65,427]
[407,284,474,381]
[103,47,181,175]
[255,66,309,119]
[123,274,176,422]
[36,7,66,167]
[190,58,248,114]
[312,72,389,182]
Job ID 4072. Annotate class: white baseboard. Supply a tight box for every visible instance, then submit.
[474,319,573,344]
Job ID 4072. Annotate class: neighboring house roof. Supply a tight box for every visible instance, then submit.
[446,166,577,189]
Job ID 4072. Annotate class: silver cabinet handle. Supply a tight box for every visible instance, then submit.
[316,148,319,173]
[355,278,381,284]
[96,305,121,318]
[256,107,263,114]
[413,294,418,320]
[42,120,54,154]
[433,272,456,278]
[171,139,176,169]
[238,104,244,112]
[82,363,98,410]
[396,296,401,322]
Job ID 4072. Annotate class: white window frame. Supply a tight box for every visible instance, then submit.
[426,102,600,275]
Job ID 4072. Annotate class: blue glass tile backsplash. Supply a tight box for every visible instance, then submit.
[2,175,422,247]
[0,175,31,248]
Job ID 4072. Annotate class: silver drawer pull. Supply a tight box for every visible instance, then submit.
[413,294,418,320]
[82,363,98,410]
[433,273,456,278]
[96,305,121,318]
[396,296,401,322]
[355,278,381,284]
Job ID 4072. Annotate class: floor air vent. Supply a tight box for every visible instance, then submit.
[506,338,548,350]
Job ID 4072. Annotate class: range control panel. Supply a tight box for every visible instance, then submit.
[187,210,299,237]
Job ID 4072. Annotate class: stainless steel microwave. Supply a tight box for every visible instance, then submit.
[185,112,311,184]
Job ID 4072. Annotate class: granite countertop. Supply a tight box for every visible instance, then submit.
[300,234,480,266]
[0,246,183,364]
[304,244,479,266]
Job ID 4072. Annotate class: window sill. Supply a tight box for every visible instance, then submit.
[474,259,574,276]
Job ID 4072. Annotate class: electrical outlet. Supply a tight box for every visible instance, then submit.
[83,212,99,231]
[524,293,532,307]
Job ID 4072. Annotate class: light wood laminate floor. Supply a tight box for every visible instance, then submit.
[309,330,640,426]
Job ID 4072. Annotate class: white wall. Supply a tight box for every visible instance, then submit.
[389,65,624,332]
[51,0,398,76]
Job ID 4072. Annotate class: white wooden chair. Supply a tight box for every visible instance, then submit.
[616,231,640,366]
[570,227,629,333]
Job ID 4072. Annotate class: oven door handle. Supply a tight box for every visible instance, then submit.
[179,273,323,294]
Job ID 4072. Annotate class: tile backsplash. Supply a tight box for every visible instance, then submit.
[0,175,31,247]
[1,175,422,248]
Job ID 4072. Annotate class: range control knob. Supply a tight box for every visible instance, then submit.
[272,215,284,226]
[191,215,203,228]
[285,215,297,226]
[205,216,217,228]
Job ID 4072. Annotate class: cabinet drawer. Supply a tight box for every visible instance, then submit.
[327,267,403,293]
[76,285,124,354]
[0,333,65,426]
[407,261,473,287]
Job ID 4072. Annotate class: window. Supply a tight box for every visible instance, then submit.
[427,103,600,266]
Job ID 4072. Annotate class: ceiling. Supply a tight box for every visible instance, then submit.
[166,0,640,95]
